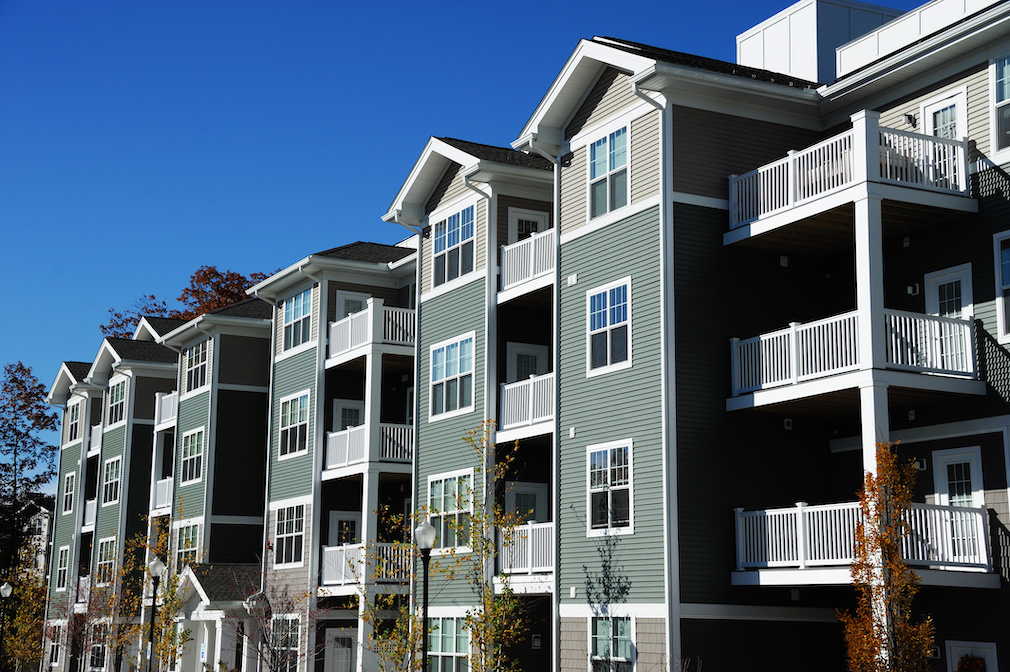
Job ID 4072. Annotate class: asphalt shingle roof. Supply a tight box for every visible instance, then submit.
[313,241,414,264]
[208,298,273,319]
[142,316,191,335]
[189,564,261,602]
[65,361,92,382]
[105,338,178,364]
[437,137,554,170]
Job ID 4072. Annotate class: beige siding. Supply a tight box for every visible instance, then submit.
[560,147,587,235]
[476,198,487,271]
[878,64,990,157]
[560,618,588,672]
[566,67,637,140]
[631,110,660,204]
[180,338,212,396]
[672,106,823,200]
[425,162,466,215]
[420,231,432,293]
[636,618,666,670]
[420,191,487,292]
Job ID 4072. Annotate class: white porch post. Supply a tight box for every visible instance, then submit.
[364,349,383,462]
[360,468,380,575]
[850,110,880,184]
[859,381,889,473]
[357,587,376,672]
[216,617,235,671]
[854,192,885,372]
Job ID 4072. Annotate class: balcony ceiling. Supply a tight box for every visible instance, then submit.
[737,380,981,418]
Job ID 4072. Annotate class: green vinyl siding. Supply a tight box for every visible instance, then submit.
[270,347,317,501]
[94,424,126,544]
[557,205,665,605]
[175,388,210,516]
[49,442,82,602]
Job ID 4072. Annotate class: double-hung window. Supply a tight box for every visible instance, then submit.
[271,615,299,672]
[995,231,1010,342]
[995,56,1010,154]
[90,623,108,672]
[56,547,69,590]
[591,616,633,671]
[96,538,116,585]
[433,205,475,287]
[279,393,309,457]
[63,473,75,514]
[589,126,628,218]
[428,616,469,672]
[430,334,474,418]
[184,341,208,392]
[283,288,312,351]
[102,458,121,505]
[588,440,633,534]
[428,470,472,549]
[275,505,304,566]
[67,403,80,443]
[588,278,631,373]
[176,523,199,570]
[180,429,204,484]
[107,380,126,426]
[49,624,62,666]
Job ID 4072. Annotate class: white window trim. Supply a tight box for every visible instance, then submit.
[274,504,306,568]
[95,537,116,586]
[588,615,636,672]
[945,640,999,672]
[106,377,128,429]
[429,195,480,292]
[181,340,210,399]
[281,286,314,353]
[919,86,968,140]
[990,53,1010,165]
[55,546,69,591]
[932,446,984,508]
[427,615,470,668]
[505,342,550,384]
[427,467,475,555]
[48,621,65,666]
[428,331,477,423]
[586,277,633,377]
[278,390,311,461]
[331,398,365,433]
[65,402,82,446]
[101,457,121,506]
[584,118,632,221]
[506,207,549,245]
[179,427,205,486]
[334,290,371,320]
[175,520,200,570]
[924,263,973,319]
[62,472,75,515]
[271,614,301,672]
[993,230,1010,343]
[586,439,635,537]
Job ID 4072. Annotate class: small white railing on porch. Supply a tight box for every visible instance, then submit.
[728,116,970,228]
[328,299,415,358]
[153,478,173,509]
[154,391,178,427]
[498,521,554,574]
[501,229,555,291]
[320,543,411,586]
[90,424,103,452]
[83,499,97,527]
[499,372,555,430]
[735,501,991,571]
[325,423,413,469]
[730,310,975,395]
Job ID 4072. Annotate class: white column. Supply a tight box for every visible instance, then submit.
[216,617,234,671]
[850,109,880,184]
[359,468,380,568]
[859,381,889,474]
[364,350,383,461]
[854,192,885,371]
[357,589,376,672]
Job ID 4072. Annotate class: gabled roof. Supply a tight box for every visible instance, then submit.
[87,337,178,384]
[65,361,92,382]
[134,316,190,342]
[314,241,416,264]
[437,138,552,171]
[48,361,97,406]
[158,298,274,346]
[185,563,260,603]
[206,297,274,319]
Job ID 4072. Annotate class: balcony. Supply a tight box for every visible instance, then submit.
[500,229,555,297]
[320,543,410,586]
[152,478,173,510]
[499,522,554,575]
[328,299,415,362]
[154,391,178,428]
[499,372,555,435]
[74,576,90,610]
[730,310,977,398]
[727,113,972,232]
[89,424,102,453]
[733,501,997,587]
[82,499,96,528]
[324,423,413,471]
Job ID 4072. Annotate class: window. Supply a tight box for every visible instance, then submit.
[995,231,1010,341]
[102,458,121,505]
[176,524,199,570]
[184,341,208,392]
[56,547,69,590]
[591,617,633,671]
[63,473,75,514]
[589,126,628,218]
[67,403,80,443]
[428,470,472,549]
[921,88,966,140]
[995,55,1010,153]
[588,440,633,535]
[428,617,469,672]
[89,623,107,672]
[275,505,304,566]
[96,538,116,585]
[283,288,312,351]
[107,380,126,425]
[433,204,475,287]
[271,616,299,672]
[279,393,309,457]
[180,429,204,484]
[587,279,631,373]
[507,207,549,244]
[49,624,62,666]
[430,334,474,418]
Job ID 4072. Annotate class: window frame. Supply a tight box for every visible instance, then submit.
[924,263,973,319]
[106,379,126,427]
[278,391,310,459]
[66,402,81,444]
[427,468,474,552]
[919,86,968,140]
[587,124,630,220]
[179,428,205,485]
[271,614,300,672]
[274,505,305,567]
[992,54,1010,161]
[431,201,476,289]
[282,287,313,352]
[56,546,70,590]
[586,277,632,377]
[429,332,476,421]
[586,439,634,537]
[101,458,121,506]
[994,230,1010,343]
[427,616,470,671]
[49,623,63,666]
[506,207,549,245]
[89,622,108,672]
[63,472,75,515]
[589,616,635,672]
[176,522,200,571]
[95,537,116,586]
[183,340,209,394]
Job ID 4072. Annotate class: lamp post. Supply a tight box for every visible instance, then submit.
[146,557,166,672]
[0,581,12,672]
[414,521,436,672]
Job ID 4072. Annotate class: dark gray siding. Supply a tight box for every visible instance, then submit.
[213,389,267,516]
[219,334,270,387]
[134,376,175,420]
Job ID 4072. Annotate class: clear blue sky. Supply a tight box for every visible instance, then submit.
[0,0,922,397]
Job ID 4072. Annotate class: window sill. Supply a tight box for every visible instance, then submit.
[277,449,309,462]
[101,501,119,507]
[587,526,634,538]
[61,439,82,450]
[179,386,210,403]
[421,268,486,304]
[178,478,202,488]
[586,360,632,378]
[275,340,317,363]
[428,405,475,424]
[273,561,304,570]
[105,420,127,431]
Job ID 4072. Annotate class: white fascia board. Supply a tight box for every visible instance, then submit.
[47,363,82,405]
[159,314,272,347]
[246,256,313,299]
[86,340,123,385]
[384,137,480,224]
[465,161,554,190]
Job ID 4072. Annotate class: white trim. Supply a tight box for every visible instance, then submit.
[430,196,479,291]
[933,446,984,507]
[272,502,307,569]
[182,339,210,397]
[919,86,968,140]
[55,545,70,591]
[505,342,550,383]
[62,472,75,515]
[179,426,206,487]
[426,467,475,554]
[95,536,117,586]
[420,267,487,303]
[584,122,632,223]
[101,456,122,506]
[924,262,973,319]
[269,495,312,511]
[585,438,634,537]
[671,191,728,210]
[993,229,1010,343]
[559,195,661,245]
[105,376,128,429]
[586,277,632,377]
[506,207,549,245]
[428,331,477,423]
[281,286,314,353]
[567,102,653,150]
[175,519,201,569]
[277,389,311,460]
[990,51,1010,166]
[945,640,999,672]
[559,603,666,618]
[331,398,364,433]
[588,615,635,672]
[274,339,317,363]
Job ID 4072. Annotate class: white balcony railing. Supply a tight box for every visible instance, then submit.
[735,501,991,571]
[320,543,411,586]
[75,576,90,604]
[90,424,103,452]
[154,391,178,426]
[499,372,555,430]
[83,499,97,527]
[153,478,173,509]
[728,118,970,228]
[328,299,415,359]
[325,423,413,470]
[499,521,554,574]
[730,310,976,396]
[501,229,555,291]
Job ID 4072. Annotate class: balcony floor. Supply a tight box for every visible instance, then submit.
[732,566,999,589]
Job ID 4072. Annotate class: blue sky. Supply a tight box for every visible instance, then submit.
[0,0,922,398]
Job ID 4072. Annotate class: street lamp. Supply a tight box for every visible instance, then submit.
[414,521,436,672]
[146,557,166,672]
[0,582,12,672]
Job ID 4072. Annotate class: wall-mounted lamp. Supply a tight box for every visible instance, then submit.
[913,458,927,471]
[421,225,432,239]
[907,283,920,296]
[904,112,917,128]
